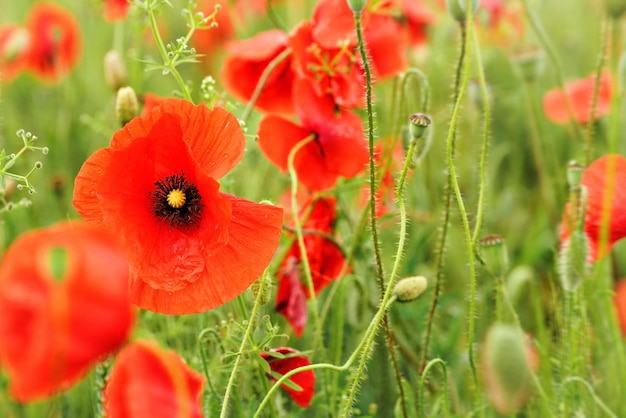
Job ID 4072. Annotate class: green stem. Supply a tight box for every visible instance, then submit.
[419,359,450,418]
[220,269,269,418]
[240,48,292,125]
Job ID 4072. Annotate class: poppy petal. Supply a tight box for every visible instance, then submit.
[261,347,315,407]
[104,340,204,418]
[130,196,283,314]
[275,259,308,337]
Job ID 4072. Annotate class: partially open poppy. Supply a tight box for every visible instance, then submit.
[221,29,295,114]
[104,340,204,418]
[257,79,369,192]
[275,196,347,336]
[560,154,626,261]
[543,71,612,124]
[0,221,134,402]
[0,24,31,82]
[103,0,132,22]
[260,347,315,408]
[24,2,82,83]
[73,99,283,314]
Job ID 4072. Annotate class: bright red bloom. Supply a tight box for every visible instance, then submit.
[261,347,315,408]
[104,340,205,418]
[401,0,435,46]
[0,24,31,81]
[25,3,81,83]
[275,196,347,336]
[560,155,626,261]
[543,71,612,124]
[221,29,295,114]
[615,280,626,336]
[103,0,132,22]
[258,79,369,192]
[73,99,283,314]
[140,92,168,117]
[0,221,134,402]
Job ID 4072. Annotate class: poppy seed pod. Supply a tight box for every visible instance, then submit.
[480,235,509,278]
[393,275,428,302]
[407,113,432,160]
[482,324,535,415]
[346,0,367,13]
[567,161,584,191]
[115,86,138,126]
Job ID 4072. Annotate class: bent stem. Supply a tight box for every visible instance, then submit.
[240,48,292,125]
[219,269,270,418]
[419,359,450,418]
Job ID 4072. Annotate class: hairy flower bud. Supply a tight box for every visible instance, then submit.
[115,86,139,127]
[250,273,272,306]
[393,276,428,302]
[104,50,128,91]
[558,230,589,292]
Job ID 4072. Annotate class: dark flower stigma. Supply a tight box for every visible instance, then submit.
[151,172,204,229]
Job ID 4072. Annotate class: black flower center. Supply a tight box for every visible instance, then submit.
[151,172,204,229]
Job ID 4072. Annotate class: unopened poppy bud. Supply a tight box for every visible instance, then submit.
[250,273,272,305]
[483,324,535,415]
[346,0,367,13]
[104,50,128,91]
[605,0,626,17]
[115,86,139,126]
[1,178,16,200]
[393,276,428,302]
[512,46,544,84]
[567,161,584,190]
[480,235,509,278]
[446,0,480,22]
[558,230,589,292]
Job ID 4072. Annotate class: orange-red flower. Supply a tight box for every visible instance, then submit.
[25,2,82,83]
[261,347,315,407]
[275,196,346,336]
[221,29,295,114]
[73,99,283,314]
[401,0,436,46]
[0,24,31,81]
[103,0,132,22]
[104,340,205,418]
[615,279,626,336]
[140,92,168,117]
[543,71,612,124]
[257,79,369,191]
[0,221,134,402]
[560,154,626,261]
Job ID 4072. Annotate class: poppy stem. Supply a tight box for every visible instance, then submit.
[240,48,292,125]
[220,269,271,418]
[419,359,450,418]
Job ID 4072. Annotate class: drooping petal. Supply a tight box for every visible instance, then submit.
[130,196,283,314]
[104,340,204,418]
[543,71,612,124]
[0,222,133,402]
[261,347,315,408]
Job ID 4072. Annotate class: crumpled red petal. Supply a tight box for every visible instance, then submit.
[261,347,315,407]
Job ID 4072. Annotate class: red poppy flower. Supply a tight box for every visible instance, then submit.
[221,29,295,114]
[260,347,315,407]
[543,71,612,124]
[140,92,168,117]
[73,99,283,314]
[0,24,31,81]
[615,279,626,336]
[560,154,626,261]
[191,0,235,65]
[401,0,435,46]
[104,340,205,418]
[0,221,134,402]
[275,196,347,336]
[257,79,369,192]
[24,2,82,83]
[103,0,132,22]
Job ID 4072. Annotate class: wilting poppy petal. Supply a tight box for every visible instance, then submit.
[0,24,31,81]
[25,2,82,83]
[543,71,612,124]
[104,340,204,418]
[275,258,308,337]
[0,221,134,401]
[261,347,315,408]
[221,29,295,114]
[73,99,283,314]
[560,154,626,261]
[103,0,132,22]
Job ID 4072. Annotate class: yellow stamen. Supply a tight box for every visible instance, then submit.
[167,189,186,208]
